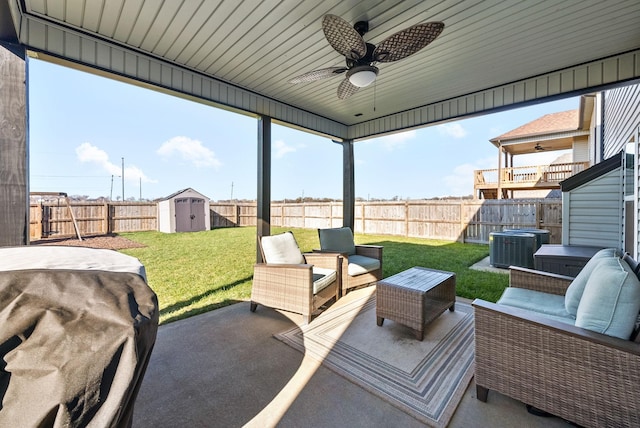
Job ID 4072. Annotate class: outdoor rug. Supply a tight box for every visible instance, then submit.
[275,288,475,427]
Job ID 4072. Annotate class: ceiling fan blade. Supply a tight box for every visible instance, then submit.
[287,67,348,84]
[373,21,444,63]
[322,14,367,60]
[337,78,360,100]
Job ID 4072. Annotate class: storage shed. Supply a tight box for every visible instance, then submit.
[158,188,210,233]
[560,152,631,248]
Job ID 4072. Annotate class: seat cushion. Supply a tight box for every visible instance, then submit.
[312,267,337,294]
[575,256,640,339]
[564,248,622,316]
[498,287,574,320]
[318,227,356,255]
[347,255,380,277]
[261,232,304,264]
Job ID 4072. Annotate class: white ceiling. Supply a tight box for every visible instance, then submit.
[3,0,640,140]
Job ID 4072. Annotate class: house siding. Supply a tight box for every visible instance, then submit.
[603,85,640,158]
[573,138,589,163]
[563,170,623,248]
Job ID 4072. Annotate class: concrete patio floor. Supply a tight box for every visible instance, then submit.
[133,288,572,427]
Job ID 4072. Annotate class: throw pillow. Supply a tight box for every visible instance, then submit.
[575,256,640,339]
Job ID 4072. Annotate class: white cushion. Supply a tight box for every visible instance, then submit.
[261,232,304,264]
[318,227,356,255]
[347,254,380,276]
[312,267,337,294]
[575,256,640,339]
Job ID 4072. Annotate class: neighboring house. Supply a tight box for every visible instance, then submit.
[475,96,596,199]
[562,84,640,258]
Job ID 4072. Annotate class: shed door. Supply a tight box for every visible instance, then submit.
[175,198,191,232]
[190,198,205,231]
[175,197,205,232]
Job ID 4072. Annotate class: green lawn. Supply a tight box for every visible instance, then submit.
[120,227,508,324]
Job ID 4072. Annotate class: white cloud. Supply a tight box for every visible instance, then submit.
[156,136,221,168]
[437,123,468,138]
[76,142,156,183]
[373,130,417,151]
[442,156,494,196]
[273,139,296,159]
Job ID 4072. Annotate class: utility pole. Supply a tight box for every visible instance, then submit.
[121,157,125,201]
[139,177,142,201]
[230,181,234,200]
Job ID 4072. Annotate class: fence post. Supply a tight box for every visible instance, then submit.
[536,201,542,229]
[405,201,409,237]
[459,201,465,243]
[329,201,333,227]
[103,203,108,234]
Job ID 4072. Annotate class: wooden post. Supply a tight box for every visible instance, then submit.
[0,45,27,246]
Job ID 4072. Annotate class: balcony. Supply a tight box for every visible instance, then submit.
[474,161,590,199]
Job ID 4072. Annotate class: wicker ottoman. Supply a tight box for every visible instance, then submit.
[376,267,456,340]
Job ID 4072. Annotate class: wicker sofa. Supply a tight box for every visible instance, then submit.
[473,249,640,427]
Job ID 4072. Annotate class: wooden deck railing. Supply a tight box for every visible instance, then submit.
[474,161,590,192]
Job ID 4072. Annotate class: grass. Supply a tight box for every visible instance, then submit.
[120,227,509,325]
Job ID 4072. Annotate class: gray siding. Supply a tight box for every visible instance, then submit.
[603,85,640,158]
[563,170,623,248]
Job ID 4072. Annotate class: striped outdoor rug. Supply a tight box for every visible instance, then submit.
[275,287,474,427]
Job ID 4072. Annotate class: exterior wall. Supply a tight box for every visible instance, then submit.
[562,169,624,248]
[601,84,640,258]
[572,138,589,163]
[603,85,640,159]
[158,199,172,233]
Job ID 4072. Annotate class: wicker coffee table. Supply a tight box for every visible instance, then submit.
[376,267,456,341]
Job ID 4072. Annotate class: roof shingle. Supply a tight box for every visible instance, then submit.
[490,109,579,142]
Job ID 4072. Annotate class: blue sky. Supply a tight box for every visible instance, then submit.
[28,59,578,201]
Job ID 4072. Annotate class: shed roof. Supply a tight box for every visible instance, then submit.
[159,188,210,201]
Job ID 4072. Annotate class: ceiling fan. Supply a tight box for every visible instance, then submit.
[534,143,546,151]
[288,15,444,100]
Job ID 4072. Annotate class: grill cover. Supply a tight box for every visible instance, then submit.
[0,247,158,427]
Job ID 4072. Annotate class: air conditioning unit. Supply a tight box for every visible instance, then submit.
[502,228,550,251]
[489,232,536,268]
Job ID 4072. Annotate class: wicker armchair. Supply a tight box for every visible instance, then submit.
[473,261,640,427]
[317,227,383,296]
[250,231,341,324]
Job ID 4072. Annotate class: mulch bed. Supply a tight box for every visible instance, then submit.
[32,234,146,250]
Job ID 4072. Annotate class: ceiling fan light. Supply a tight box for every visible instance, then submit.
[347,65,378,87]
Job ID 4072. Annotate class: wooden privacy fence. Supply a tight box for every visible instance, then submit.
[211,199,563,244]
[31,199,562,244]
[30,201,158,240]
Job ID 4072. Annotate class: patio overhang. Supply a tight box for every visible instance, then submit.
[1,0,639,244]
[1,0,639,141]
